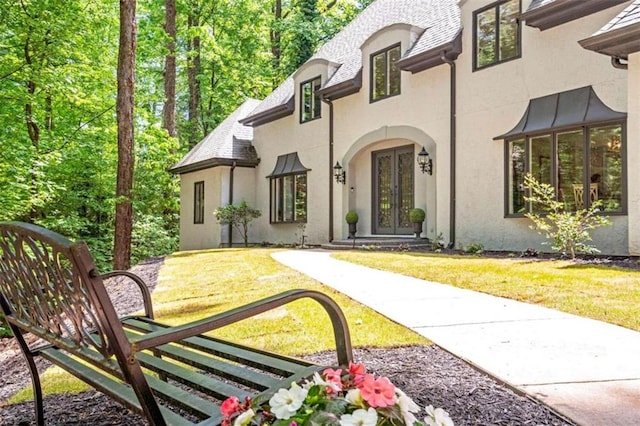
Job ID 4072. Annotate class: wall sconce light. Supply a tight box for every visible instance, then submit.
[333,162,346,184]
[417,147,433,175]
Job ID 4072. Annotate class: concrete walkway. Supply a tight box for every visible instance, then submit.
[272,250,640,426]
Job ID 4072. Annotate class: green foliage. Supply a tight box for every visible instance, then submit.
[131,214,179,265]
[0,313,12,338]
[409,208,425,223]
[345,210,358,224]
[462,242,484,254]
[214,201,262,247]
[524,174,612,259]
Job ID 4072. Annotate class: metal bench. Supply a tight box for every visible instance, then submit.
[0,221,353,425]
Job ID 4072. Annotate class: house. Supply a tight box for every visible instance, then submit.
[171,0,640,256]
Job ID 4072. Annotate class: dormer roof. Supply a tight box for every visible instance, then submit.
[579,0,640,59]
[522,0,628,31]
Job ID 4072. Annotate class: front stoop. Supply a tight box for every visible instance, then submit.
[321,237,430,251]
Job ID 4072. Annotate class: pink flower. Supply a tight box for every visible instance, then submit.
[348,362,365,376]
[322,368,343,393]
[357,375,397,408]
[220,396,241,417]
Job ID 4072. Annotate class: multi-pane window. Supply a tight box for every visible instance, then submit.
[270,173,307,223]
[300,77,321,122]
[193,181,205,224]
[506,124,624,215]
[474,0,520,70]
[371,44,401,102]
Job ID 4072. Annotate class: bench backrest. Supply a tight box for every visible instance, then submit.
[0,222,133,369]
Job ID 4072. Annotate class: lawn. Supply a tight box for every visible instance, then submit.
[8,248,426,404]
[333,251,640,332]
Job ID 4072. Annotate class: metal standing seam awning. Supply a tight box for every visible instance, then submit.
[494,86,627,140]
[266,152,311,177]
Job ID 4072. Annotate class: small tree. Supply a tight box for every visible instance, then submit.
[524,174,611,259]
[214,201,261,247]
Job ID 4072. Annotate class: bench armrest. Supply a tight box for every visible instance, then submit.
[131,289,352,366]
[100,270,154,319]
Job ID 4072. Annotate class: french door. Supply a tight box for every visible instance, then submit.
[372,146,414,235]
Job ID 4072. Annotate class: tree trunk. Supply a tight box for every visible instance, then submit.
[114,0,137,270]
[270,0,282,89]
[162,0,176,137]
[187,12,201,145]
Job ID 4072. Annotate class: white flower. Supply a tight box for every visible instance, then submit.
[396,388,420,425]
[233,408,255,426]
[424,405,454,426]
[339,407,378,426]
[345,388,364,407]
[310,371,341,393]
[268,383,308,419]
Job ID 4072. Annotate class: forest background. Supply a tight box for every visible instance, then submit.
[0,0,373,269]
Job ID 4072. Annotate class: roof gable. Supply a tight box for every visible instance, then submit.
[242,0,461,126]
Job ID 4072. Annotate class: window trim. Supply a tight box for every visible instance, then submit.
[369,43,402,103]
[269,172,308,224]
[473,0,522,71]
[193,181,205,224]
[299,76,322,123]
[504,120,626,218]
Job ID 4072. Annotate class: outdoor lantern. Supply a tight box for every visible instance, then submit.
[334,162,346,184]
[417,147,433,175]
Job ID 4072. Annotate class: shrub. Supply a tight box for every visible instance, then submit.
[524,174,611,259]
[409,208,426,223]
[463,242,484,254]
[214,201,261,247]
[345,210,359,224]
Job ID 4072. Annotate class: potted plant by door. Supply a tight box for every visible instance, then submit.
[409,208,425,238]
[345,210,358,239]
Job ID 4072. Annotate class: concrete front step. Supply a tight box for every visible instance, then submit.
[322,237,430,250]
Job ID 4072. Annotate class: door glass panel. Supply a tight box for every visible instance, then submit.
[376,153,393,230]
[397,151,414,228]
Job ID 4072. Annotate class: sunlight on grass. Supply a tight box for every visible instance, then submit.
[8,248,426,404]
[333,251,640,331]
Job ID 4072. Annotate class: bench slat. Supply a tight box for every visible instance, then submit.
[124,318,316,375]
[40,348,194,426]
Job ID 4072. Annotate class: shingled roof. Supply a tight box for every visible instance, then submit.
[522,0,628,31]
[170,99,260,175]
[579,0,640,58]
[241,0,461,126]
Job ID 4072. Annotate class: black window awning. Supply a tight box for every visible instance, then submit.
[267,152,311,177]
[494,86,627,140]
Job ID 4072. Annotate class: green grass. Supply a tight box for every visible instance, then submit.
[7,248,426,404]
[333,251,640,331]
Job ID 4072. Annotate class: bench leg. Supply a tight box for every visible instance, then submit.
[12,330,44,425]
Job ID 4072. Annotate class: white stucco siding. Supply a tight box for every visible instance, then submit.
[627,52,640,255]
[178,168,224,250]
[454,0,630,254]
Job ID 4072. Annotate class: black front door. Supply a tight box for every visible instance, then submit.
[372,146,414,235]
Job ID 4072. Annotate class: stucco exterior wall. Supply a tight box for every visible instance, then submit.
[627,52,640,255]
[179,168,223,250]
[455,0,630,254]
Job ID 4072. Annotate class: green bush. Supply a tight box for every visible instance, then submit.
[214,201,261,247]
[409,208,425,223]
[524,174,611,259]
[345,211,359,224]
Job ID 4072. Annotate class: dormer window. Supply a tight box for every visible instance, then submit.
[473,0,520,70]
[300,77,321,123]
[370,44,401,102]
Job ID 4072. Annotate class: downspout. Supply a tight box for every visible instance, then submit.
[612,56,628,70]
[441,51,456,248]
[322,96,335,242]
[228,161,237,247]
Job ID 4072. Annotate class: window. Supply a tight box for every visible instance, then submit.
[300,77,321,122]
[193,181,205,224]
[474,0,520,70]
[270,174,307,223]
[370,44,401,102]
[506,124,624,215]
